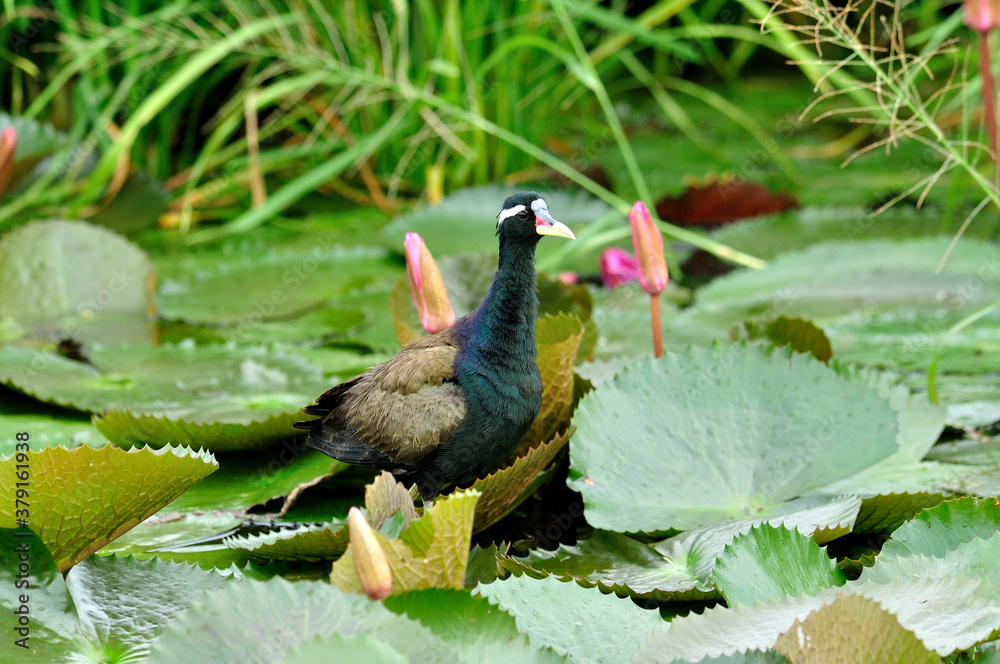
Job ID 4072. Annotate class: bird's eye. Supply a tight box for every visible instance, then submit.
[517,210,530,220]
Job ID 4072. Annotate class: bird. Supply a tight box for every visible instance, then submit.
[293,191,575,501]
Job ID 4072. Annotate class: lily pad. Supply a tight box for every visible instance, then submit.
[568,343,898,533]
[712,524,847,606]
[815,377,954,527]
[0,341,332,451]
[166,446,347,514]
[0,444,217,572]
[225,522,349,562]
[0,530,234,664]
[498,528,720,602]
[709,205,1000,262]
[157,244,397,324]
[773,594,940,664]
[850,575,1000,656]
[499,499,859,603]
[279,632,408,664]
[0,219,156,343]
[0,389,105,456]
[475,573,663,664]
[634,590,834,663]
[385,589,569,663]
[99,511,248,567]
[878,496,1000,561]
[144,577,459,664]
[739,316,832,363]
[825,307,1000,375]
[684,237,1000,329]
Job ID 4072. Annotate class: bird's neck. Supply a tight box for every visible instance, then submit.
[469,237,539,361]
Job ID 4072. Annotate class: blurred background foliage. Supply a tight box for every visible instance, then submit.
[0,0,990,244]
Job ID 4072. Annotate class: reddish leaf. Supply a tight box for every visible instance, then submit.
[656,179,798,226]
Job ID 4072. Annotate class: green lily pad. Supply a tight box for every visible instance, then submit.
[279,632,408,664]
[157,244,397,324]
[0,341,331,451]
[225,522,349,562]
[475,573,663,664]
[684,237,1000,328]
[638,574,995,661]
[709,205,1000,262]
[0,219,156,343]
[382,185,616,274]
[568,343,898,533]
[0,528,80,663]
[773,594,940,664]
[634,590,834,663]
[499,497,858,604]
[204,306,370,345]
[825,307,1000,375]
[851,493,948,535]
[850,574,1000,656]
[99,512,248,568]
[0,530,235,664]
[386,589,569,663]
[332,490,480,595]
[712,524,847,606]
[739,316,832,363]
[94,408,309,453]
[145,577,459,664]
[816,375,996,529]
[166,447,347,514]
[863,536,1000,588]
[879,496,1000,561]
[499,528,719,602]
[0,444,217,572]
[0,389,105,456]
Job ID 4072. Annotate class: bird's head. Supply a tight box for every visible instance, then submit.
[496,191,575,242]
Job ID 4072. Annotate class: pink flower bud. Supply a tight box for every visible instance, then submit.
[965,0,1000,31]
[347,506,392,600]
[0,127,17,197]
[404,232,456,335]
[599,247,641,289]
[628,201,669,296]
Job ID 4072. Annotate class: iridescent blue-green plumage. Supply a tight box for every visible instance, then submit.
[293,192,574,500]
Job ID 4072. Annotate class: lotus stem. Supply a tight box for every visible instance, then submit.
[650,293,663,359]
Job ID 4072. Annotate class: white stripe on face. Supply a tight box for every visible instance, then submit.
[496,204,526,225]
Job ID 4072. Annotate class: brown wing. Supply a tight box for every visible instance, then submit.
[294,331,465,468]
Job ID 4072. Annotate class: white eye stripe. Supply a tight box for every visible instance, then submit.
[496,204,526,225]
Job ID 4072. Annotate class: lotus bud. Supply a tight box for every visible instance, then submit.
[0,127,16,198]
[965,0,1000,31]
[405,232,455,334]
[599,247,641,289]
[628,201,668,296]
[348,506,392,600]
